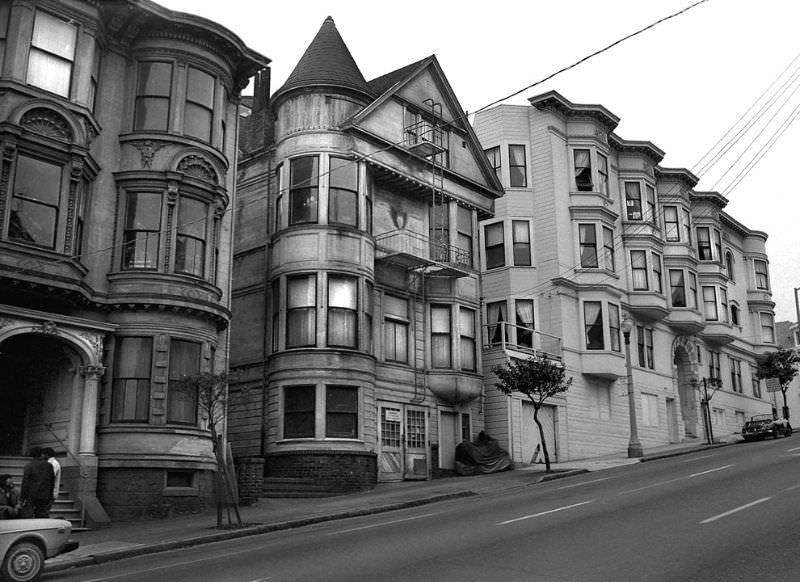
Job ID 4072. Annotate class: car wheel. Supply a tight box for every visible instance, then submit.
[1,541,44,582]
[786,425,793,437]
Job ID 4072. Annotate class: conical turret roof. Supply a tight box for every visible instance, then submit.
[273,16,373,102]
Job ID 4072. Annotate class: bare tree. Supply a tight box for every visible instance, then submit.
[493,357,572,472]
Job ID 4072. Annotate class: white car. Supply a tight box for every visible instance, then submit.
[0,519,78,582]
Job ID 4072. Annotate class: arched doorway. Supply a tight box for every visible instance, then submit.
[673,341,699,439]
[0,333,82,455]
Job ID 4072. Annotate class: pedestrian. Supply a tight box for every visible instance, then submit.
[20,447,54,518]
[43,447,61,501]
[0,474,20,519]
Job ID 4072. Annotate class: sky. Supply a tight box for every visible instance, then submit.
[160,0,800,323]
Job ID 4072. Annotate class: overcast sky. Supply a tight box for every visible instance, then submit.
[160,0,800,324]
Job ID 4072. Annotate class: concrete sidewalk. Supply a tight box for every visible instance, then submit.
[45,439,734,574]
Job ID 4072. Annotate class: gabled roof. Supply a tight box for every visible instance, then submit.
[273,17,373,103]
[368,58,428,95]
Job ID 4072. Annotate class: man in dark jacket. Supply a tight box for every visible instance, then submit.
[0,474,20,519]
[20,447,54,518]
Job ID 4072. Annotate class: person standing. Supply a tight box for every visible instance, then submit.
[0,475,20,519]
[43,448,61,501]
[20,447,54,518]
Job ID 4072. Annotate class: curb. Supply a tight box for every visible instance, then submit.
[639,442,730,463]
[537,469,590,482]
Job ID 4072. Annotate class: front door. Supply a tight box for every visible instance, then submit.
[439,411,458,470]
[377,402,429,482]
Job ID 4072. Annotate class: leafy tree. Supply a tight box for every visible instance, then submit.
[757,348,800,420]
[177,371,242,527]
[493,357,572,472]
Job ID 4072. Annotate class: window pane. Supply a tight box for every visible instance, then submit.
[326,387,358,439]
[184,102,212,141]
[290,157,319,224]
[625,182,642,220]
[574,149,592,191]
[135,62,172,131]
[186,67,214,108]
[670,270,686,307]
[512,220,531,266]
[584,302,604,350]
[516,299,534,348]
[579,224,598,268]
[329,189,357,226]
[329,277,357,308]
[32,12,76,59]
[123,192,161,269]
[485,222,505,269]
[703,286,718,320]
[16,155,61,206]
[112,337,152,422]
[284,386,315,438]
[609,304,620,352]
[27,50,72,96]
[288,275,316,307]
[167,340,201,424]
[138,62,172,96]
[509,145,526,187]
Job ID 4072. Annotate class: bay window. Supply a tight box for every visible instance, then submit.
[184,67,215,142]
[283,385,315,438]
[383,294,409,363]
[175,197,208,277]
[289,156,319,225]
[122,192,162,270]
[27,11,77,98]
[646,185,656,224]
[574,149,593,191]
[515,299,534,348]
[579,224,598,268]
[329,156,358,226]
[431,305,452,368]
[484,222,505,269]
[326,386,358,439]
[609,304,621,352]
[631,250,648,290]
[9,155,62,249]
[754,259,769,290]
[287,274,316,347]
[459,307,476,372]
[597,153,609,196]
[760,313,775,343]
[603,227,615,271]
[652,252,663,294]
[327,276,358,348]
[702,286,718,320]
[688,273,698,309]
[669,270,686,307]
[167,339,201,424]
[509,145,527,187]
[696,227,713,261]
[111,337,153,422]
[134,62,173,132]
[664,206,679,241]
[624,182,643,221]
[512,220,531,266]
[584,301,604,350]
[487,301,507,345]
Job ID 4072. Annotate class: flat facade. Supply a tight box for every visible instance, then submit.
[230,18,503,489]
[0,0,268,521]
[474,93,776,463]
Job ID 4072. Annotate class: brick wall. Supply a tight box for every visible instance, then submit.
[235,457,265,505]
[265,450,377,491]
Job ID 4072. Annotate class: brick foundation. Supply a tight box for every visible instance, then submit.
[235,457,265,505]
[265,450,377,491]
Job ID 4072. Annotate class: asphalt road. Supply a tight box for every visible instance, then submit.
[47,438,800,582]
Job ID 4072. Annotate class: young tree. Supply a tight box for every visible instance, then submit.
[757,348,800,421]
[493,357,572,472]
[177,371,242,527]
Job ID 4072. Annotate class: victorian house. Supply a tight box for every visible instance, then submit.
[0,0,268,521]
[473,92,776,464]
[230,17,503,490]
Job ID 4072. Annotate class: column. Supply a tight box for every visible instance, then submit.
[78,364,105,456]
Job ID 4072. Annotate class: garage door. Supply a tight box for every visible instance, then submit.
[521,402,557,464]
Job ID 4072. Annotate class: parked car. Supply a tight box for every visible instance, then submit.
[0,518,78,582]
[741,414,793,441]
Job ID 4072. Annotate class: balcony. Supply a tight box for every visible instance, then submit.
[482,321,562,363]
[404,120,445,158]
[374,230,471,277]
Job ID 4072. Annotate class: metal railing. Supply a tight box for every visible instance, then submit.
[375,229,472,268]
[482,321,562,361]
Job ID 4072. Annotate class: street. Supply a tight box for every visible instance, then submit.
[47,439,800,582]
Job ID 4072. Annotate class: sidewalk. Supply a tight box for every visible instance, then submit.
[45,439,735,574]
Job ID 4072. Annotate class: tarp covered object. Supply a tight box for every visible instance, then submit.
[455,431,514,476]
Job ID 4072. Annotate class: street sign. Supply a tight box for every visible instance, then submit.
[765,377,782,393]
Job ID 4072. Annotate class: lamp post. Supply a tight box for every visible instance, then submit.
[621,315,643,458]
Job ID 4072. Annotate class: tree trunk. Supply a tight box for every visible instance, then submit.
[782,388,790,421]
[533,404,552,472]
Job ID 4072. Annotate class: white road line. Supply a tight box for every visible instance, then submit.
[497,499,595,525]
[701,497,772,524]
[326,512,437,535]
[556,476,612,490]
[782,484,800,492]
[787,446,800,452]
[622,476,685,494]
[689,464,733,478]
[680,454,716,463]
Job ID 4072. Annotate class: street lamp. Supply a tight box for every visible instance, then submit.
[621,315,643,458]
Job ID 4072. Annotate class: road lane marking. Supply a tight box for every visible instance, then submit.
[497,499,595,525]
[701,497,772,524]
[689,464,733,478]
[787,446,800,452]
[680,454,716,463]
[556,476,612,490]
[782,484,800,492]
[326,512,437,535]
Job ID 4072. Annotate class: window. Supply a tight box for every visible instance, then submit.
[609,304,621,353]
[175,197,208,277]
[642,394,659,427]
[459,308,476,372]
[729,358,743,393]
[696,227,713,261]
[664,206,680,241]
[597,153,609,196]
[730,303,740,326]
[0,3,8,69]
[429,201,449,262]
[271,280,280,353]
[134,62,172,131]
[713,230,722,263]
[484,222,505,269]
[712,408,725,426]
[329,157,358,226]
[431,305,452,368]
[651,253,663,294]
[708,350,721,382]
[165,470,196,489]
[89,42,101,112]
[111,337,152,422]
[688,273,698,309]
[122,192,162,270]
[74,184,87,256]
[754,260,769,290]
[637,326,654,369]
[573,149,593,191]
[326,386,358,439]
[603,227,615,272]
[760,312,775,343]
[646,185,656,224]
[512,220,531,266]
[289,156,319,225]
[516,299,534,348]
[702,286,718,321]
[274,164,283,232]
[485,147,501,181]
[455,206,473,267]
[669,270,686,308]
[509,145,527,187]
[725,251,735,280]
[287,275,316,347]
[384,295,409,363]
[751,365,762,398]
[682,209,692,244]
[167,340,201,424]
[624,182,643,220]
[328,276,357,348]
[579,224,598,268]
[27,11,77,97]
[487,301,507,345]
[461,414,471,442]
[631,251,648,290]
[584,301,604,350]
[720,288,729,323]
[284,386,315,438]
[184,67,215,142]
[9,155,62,249]
[364,281,373,355]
